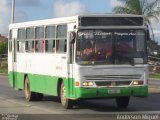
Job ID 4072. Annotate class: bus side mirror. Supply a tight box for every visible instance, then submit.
[70,32,76,44]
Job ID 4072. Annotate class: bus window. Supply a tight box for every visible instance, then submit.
[56,25,67,53]
[18,28,26,39]
[26,27,35,52]
[45,26,56,53]
[35,26,44,53]
[46,26,56,38]
[45,40,55,52]
[26,41,35,52]
[56,39,67,53]
[35,40,44,52]
[17,41,25,53]
[17,28,26,53]
[35,27,44,39]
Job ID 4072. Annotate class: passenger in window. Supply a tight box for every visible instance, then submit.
[81,41,95,61]
[41,40,45,52]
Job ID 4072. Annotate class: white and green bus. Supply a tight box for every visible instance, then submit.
[8,14,148,109]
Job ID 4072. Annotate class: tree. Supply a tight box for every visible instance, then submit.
[0,41,7,54]
[113,0,160,18]
[0,36,8,54]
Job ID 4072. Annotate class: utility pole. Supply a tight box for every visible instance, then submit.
[11,0,15,24]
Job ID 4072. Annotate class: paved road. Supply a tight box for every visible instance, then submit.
[0,75,160,120]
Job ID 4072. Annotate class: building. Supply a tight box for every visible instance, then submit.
[0,35,7,42]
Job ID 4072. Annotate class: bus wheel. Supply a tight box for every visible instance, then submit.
[116,96,130,108]
[35,93,43,101]
[24,77,36,101]
[60,82,72,109]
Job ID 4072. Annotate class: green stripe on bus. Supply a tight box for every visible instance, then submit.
[9,71,148,99]
[9,71,73,96]
[75,86,148,99]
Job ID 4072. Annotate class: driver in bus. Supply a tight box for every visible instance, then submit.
[95,39,112,63]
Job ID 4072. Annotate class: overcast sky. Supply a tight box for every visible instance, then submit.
[0,0,159,43]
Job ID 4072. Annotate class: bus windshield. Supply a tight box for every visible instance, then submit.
[76,29,147,65]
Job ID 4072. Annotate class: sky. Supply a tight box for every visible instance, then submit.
[0,0,159,43]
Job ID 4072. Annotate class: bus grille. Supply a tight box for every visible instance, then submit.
[84,75,142,81]
[95,81,132,87]
[84,75,143,87]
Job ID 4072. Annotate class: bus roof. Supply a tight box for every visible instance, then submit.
[79,13,144,17]
[9,14,144,29]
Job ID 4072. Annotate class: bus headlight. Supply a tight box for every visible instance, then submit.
[133,81,139,85]
[88,82,94,86]
[83,82,88,86]
[132,81,143,85]
[83,82,94,86]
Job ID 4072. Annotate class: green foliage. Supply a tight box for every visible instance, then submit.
[113,0,142,14]
[0,41,8,54]
[112,0,160,19]
[149,73,160,79]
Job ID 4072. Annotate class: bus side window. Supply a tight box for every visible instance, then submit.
[17,28,26,53]
[35,40,44,52]
[56,24,67,53]
[56,39,67,53]
[26,27,35,52]
[35,26,44,53]
[45,26,56,53]
[45,40,55,53]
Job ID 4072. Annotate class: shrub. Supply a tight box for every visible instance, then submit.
[0,41,8,54]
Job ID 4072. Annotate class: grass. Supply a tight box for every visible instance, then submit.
[0,60,8,74]
[149,73,160,79]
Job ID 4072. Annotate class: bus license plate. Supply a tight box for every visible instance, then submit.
[108,89,120,94]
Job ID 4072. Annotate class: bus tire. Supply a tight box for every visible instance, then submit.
[35,93,43,101]
[116,96,130,108]
[60,82,73,109]
[24,77,36,101]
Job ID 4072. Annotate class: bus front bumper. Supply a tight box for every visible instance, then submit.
[73,86,148,99]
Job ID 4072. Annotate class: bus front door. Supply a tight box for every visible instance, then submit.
[67,32,75,98]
